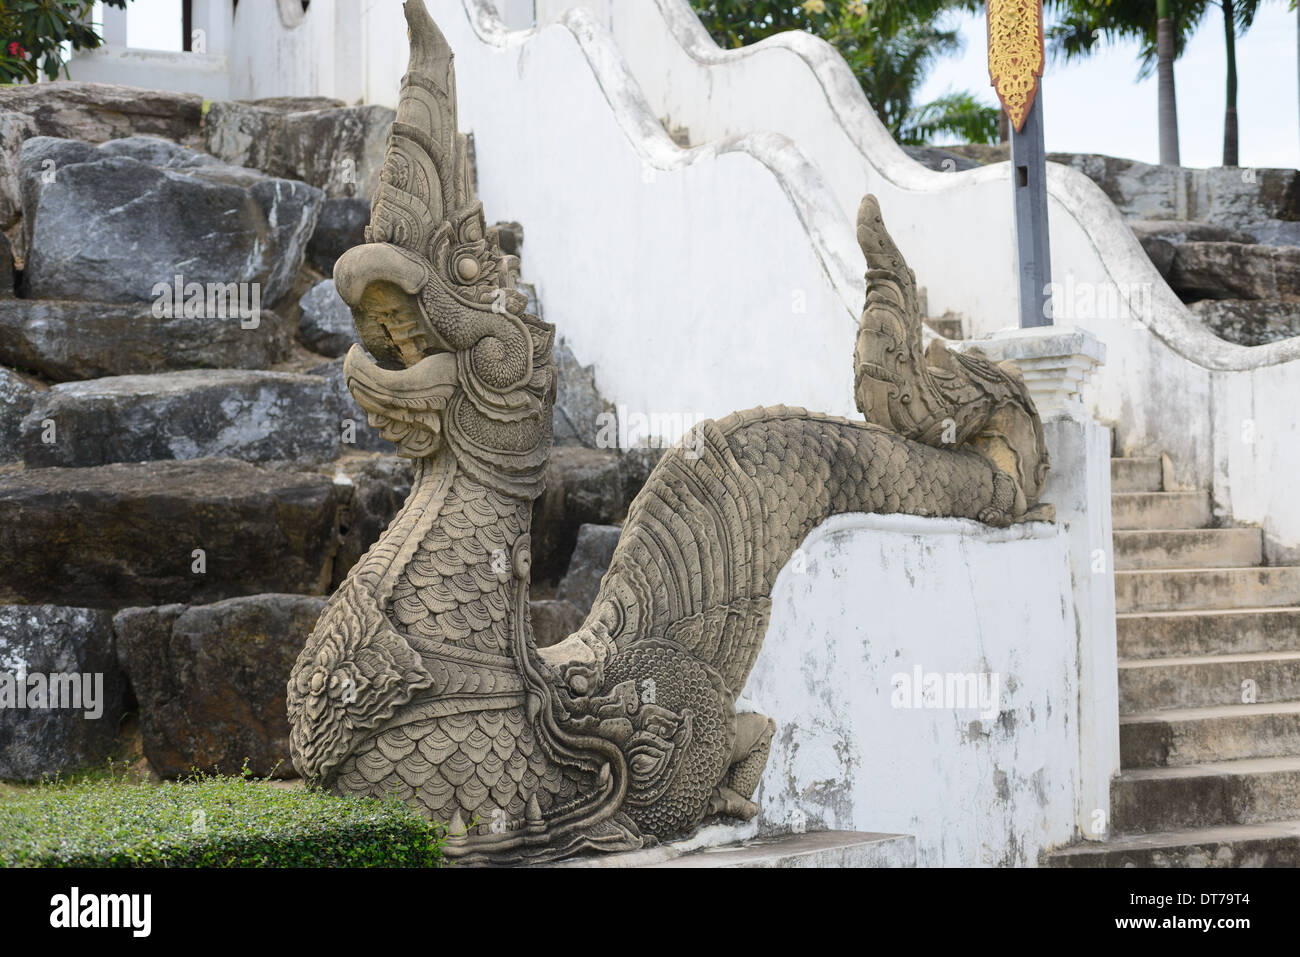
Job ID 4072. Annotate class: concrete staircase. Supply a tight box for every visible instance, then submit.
[1049,456,1300,867]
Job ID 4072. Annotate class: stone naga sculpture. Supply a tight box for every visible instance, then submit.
[288,0,1050,865]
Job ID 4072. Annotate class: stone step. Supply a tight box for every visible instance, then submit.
[1119,651,1300,713]
[542,826,916,868]
[1111,491,1210,530]
[0,459,344,607]
[1110,457,1163,494]
[20,370,349,468]
[1114,567,1300,614]
[0,299,293,381]
[1110,756,1300,833]
[1045,820,1300,867]
[1118,607,1300,659]
[1120,701,1300,769]
[1113,527,1262,571]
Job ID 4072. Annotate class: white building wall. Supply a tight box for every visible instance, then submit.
[747,514,1082,866]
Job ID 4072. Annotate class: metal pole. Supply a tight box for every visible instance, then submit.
[1011,93,1052,328]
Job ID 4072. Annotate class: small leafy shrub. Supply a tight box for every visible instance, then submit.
[0,772,448,867]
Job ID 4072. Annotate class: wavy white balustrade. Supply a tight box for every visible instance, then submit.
[525,0,1300,559]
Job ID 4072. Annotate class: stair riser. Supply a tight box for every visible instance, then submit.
[1121,712,1300,768]
[1112,493,1210,531]
[1047,836,1300,868]
[1112,771,1300,832]
[1111,459,1163,494]
[1120,658,1300,713]
[1113,529,1262,571]
[1118,610,1300,659]
[1116,569,1300,614]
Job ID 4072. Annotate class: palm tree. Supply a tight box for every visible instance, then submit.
[1051,0,1274,168]
[1048,0,1210,166]
[1219,0,1266,166]
[1158,0,1182,165]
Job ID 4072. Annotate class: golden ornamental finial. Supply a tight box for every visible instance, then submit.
[986,0,1045,133]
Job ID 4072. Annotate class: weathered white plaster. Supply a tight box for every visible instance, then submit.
[743,513,1081,867]
[529,0,1300,557]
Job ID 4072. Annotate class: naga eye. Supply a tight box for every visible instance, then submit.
[456,256,480,282]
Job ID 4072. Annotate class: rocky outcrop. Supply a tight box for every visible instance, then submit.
[531,446,627,583]
[0,83,205,254]
[307,357,392,453]
[331,455,414,590]
[0,231,12,297]
[528,599,585,650]
[0,367,39,467]
[1188,300,1300,347]
[19,135,322,306]
[553,338,615,448]
[19,370,345,468]
[307,197,371,275]
[555,523,622,614]
[202,100,394,199]
[1167,242,1300,303]
[0,299,293,381]
[0,460,342,607]
[114,595,326,779]
[1242,220,1300,248]
[1046,153,1300,226]
[0,605,126,781]
[298,280,358,358]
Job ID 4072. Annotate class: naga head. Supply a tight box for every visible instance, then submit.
[334,0,555,499]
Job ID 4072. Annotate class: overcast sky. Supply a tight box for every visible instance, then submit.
[115,0,1300,170]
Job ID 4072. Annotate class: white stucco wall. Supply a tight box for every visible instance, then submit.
[528,0,1300,559]
[743,514,1081,867]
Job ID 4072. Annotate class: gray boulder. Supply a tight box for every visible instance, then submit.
[0,82,204,249]
[532,447,626,583]
[1168,242,1300,302]
[0,459,342,607]
[21,370,343,468]
[307,197,370,274]
[1127,219,1256,246]
[1188,299,1300,346]
[1048,152,1300,226]
[553,338,615,449]
[20,135,322,306]
[298,279,359,357]
[556,524,622,614]
[331,455,415,589]
[903,146,980,173]
[115,595,326,779]
[1241,220,1300,248]
[203,100,394,199]
[529,599,585,650]
[0,230,12,297]
[0,299,293,381]
[0,367,39,466]
[308,357,392,453]
[0,605,126,781]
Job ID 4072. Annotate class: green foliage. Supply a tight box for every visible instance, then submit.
[1,0,130,83]
[689,0,1000,145]
[0,771,449,868]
